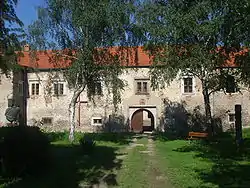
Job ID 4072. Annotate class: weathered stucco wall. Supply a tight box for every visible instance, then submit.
[1,67,249,132]
[0,74,13,126]
[24,68,199,132]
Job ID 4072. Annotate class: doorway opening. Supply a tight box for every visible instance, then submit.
[131,109,154,132]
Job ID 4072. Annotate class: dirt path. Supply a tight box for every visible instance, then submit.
[144,133,173,188]
[91,134,173,188]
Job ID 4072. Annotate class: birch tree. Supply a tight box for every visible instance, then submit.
[28,0,140,141]
[138,0,232,134]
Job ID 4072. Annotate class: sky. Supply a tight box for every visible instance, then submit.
[16,0,45,29]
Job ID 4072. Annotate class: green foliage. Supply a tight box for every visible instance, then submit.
[0,0,26,74]
[0,126,50,177]
[136,1,249,129]
[139,1,226,89]
[79,135,96,154]
[27,0,143,121]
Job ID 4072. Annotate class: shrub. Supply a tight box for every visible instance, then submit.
[79,135,95,154]
[0,126,50,177]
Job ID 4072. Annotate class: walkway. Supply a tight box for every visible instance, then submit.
[115,133,173,188]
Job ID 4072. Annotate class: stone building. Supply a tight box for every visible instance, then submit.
[0,46,249,133]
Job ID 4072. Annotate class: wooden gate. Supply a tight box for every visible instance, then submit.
[131,110,143,132]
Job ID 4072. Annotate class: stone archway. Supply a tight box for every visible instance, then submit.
[130,109,155,132]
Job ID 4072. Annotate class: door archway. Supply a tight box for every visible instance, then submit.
[131,109,155,132]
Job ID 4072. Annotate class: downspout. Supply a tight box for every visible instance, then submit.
[78,95,81,126]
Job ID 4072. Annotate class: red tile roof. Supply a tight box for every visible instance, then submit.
[17,46,248,69]
[17,46,152,69]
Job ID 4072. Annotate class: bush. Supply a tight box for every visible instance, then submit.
[79,135,95,154]
[0,126,50,177]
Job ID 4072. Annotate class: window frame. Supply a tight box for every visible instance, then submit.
[93,82,102,96]
[225,75,238,94]
[228,113,235,123]
[135,78,150,95]
[53,82,65,96]
[91,117,103,126]
[30,81,40,96]
[181,76,195,95]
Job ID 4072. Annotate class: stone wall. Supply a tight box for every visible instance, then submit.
[0,74,13,126]
[1,67,249,132]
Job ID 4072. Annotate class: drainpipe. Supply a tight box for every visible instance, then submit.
[78,95,80,126]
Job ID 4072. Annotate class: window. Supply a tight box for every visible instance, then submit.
[183,77,193,93]
[94,82,102,95]
[42,117,53,125]
[8,99,13,107]
[92,117,102,126]
[54,83,64,96]
[31,83,39,95]
[226,75,238,93]
[135,79,149,94]
[229,114,235,123]
[18,81,23,96]
[93,119,102,124]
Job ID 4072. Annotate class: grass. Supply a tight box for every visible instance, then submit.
[1,128,250,188]
[154,128,250,188]
[116,136,149,188]
[0,131,134,188]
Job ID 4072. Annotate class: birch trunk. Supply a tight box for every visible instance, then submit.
[69,86,85,142]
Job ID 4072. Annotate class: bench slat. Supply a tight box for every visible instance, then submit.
[188,132,208,139]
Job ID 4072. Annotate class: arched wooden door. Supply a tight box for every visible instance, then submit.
[131,109,155,132]
[131,110,143,132]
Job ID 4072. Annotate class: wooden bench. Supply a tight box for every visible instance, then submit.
[188,132,208,140]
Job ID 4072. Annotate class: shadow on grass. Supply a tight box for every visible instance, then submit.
[174,131,250,188]
[2,144,122,188]
[46,132,135,145]
[152,131,187,141]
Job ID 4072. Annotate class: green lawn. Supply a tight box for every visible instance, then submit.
[0,132,134,188]
[1,129,250,188]
[154,128,250,188]
[116,137,149,188]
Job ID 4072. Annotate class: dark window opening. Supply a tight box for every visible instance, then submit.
[93,118,102,124]
[54,83,64,95]
[184,77,193,93]
[31,83,39,95]
[42,117,53,124]
[94,82,102,95]
[229,114,235,122]
[226,75,238,93]
[8,99,13,107]
[136,80,149,94]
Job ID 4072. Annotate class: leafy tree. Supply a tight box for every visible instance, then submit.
[138,0,232,134]
[218,0,250,86]
[0,0,25,74]
[28,0,139,141]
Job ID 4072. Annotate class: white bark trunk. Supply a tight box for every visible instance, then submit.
[68,86,85,142]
